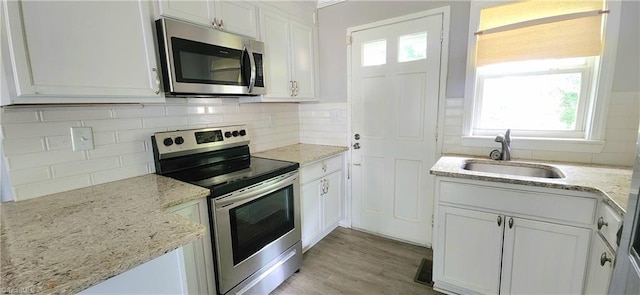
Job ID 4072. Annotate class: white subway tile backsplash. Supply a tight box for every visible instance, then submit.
[186,97,224,105]
[9,167,51,186]
[41,109,112,121]
[0,110,40,123]
[7,150,86,170]
[13,175,92,201]
[93,132,117,146]
[52,157,120,178]
[188,114,224,125]
[1,100,304,201]
[165,105,208,116]
[120,152,154,167]
[3,138,46,155]
[87,142,145,159]
[3,121,81,139]
[592,153,634,166]
[143,116,188,129]
[84,118,143,132]
[91,164,149,185]
[117,128,164,143]
[531,150,594,163]
[112,105,166,118]
[45,135,72,151]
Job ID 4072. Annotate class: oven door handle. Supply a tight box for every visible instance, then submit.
[214,172,298,209]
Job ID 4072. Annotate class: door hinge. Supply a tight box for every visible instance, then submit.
[435,125,439,142]
[431,214,435,228]
[440,29,444,43]
[346,35,353,45]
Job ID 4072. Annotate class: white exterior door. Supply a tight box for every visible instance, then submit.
[350,13,443,245]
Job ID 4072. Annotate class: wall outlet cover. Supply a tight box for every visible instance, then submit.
[71,127,95,151]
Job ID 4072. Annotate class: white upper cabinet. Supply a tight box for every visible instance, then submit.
[3,0,162,104]
[256,8,317,101]
[158,0,258,39]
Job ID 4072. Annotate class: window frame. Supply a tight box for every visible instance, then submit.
[462,0,622,153]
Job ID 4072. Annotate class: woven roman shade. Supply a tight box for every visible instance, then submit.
[475,0,607,66]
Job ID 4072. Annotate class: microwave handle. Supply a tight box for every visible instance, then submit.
[244,47,257,93]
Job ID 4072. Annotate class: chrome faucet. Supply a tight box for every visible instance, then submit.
[494,129,511,161]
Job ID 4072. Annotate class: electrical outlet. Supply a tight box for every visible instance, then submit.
[330,109,341,122]
[70,127,94,151]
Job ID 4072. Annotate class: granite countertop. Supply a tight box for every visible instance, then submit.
[253,143,349,165]
[0,174,210,294]
[431,155,633,215]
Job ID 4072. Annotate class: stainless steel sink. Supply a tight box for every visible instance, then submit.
[462,160,565,179]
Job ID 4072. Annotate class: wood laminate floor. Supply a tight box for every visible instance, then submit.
[272,227,443,295]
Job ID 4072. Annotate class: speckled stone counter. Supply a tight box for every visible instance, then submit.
[0,174,210,294]
[253,143,349,165]
[431,155,632,215]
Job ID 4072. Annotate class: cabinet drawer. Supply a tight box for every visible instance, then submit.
[438,180,597,225]
[300,155,342,183]
[596,204,623,250]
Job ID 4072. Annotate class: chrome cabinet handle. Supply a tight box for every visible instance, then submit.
[354,134,361,140]
[321,162,327,173]
[152,68,160,95]
[497,216,502,227]
[600,252,612,266]
[508,217,514,229]
[353,143,360,149]
[212,18,218,28]
[597,216,609,230]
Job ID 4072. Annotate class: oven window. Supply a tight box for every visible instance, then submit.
[229,184,294,265]
[171,37,243,86]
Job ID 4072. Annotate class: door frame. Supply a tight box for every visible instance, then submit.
[344,6,451,247]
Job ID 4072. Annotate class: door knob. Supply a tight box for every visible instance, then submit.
[353,143,360,149]
[354,134,360,140]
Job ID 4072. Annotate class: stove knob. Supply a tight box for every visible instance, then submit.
[163,138,174,146]
[225,131,232,138]
[239,130,246,136]
[174,136,184,145]
[232,131,239,137]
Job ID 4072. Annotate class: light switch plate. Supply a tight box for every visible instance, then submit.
[70,127,94,151]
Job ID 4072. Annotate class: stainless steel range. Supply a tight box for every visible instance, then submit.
[151,125,302,295]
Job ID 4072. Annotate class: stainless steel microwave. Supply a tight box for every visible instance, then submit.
[155,18,266,96]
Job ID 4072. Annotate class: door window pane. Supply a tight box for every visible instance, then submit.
[362,40,386,66]
[398,33,427,62]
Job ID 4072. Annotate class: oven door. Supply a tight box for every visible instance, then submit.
[212,171,300,294]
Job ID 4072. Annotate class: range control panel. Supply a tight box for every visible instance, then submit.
[153,125,249,159]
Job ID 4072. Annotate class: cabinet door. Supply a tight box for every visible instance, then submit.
[216,1,257,38]
[4,0,162,103]
[259,10,293,99]
[172,199,216,295]
[585,235,615,294]
[158,0,215,27]
[500,217,591,294]
[289,20,316,99]
[301,179,323,251]
[434,206,504,294]
[322,171,342,230]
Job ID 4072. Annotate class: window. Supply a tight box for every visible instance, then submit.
[464,0,620,149]
[362,39,386,66]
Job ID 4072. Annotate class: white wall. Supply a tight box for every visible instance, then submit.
[0,99,299,201]
[318,0,640,166]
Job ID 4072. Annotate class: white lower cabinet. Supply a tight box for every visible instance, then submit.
[434,178,595,295]
[585,234,615,294]
[300,154,344,251]
[171,198,216,295]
